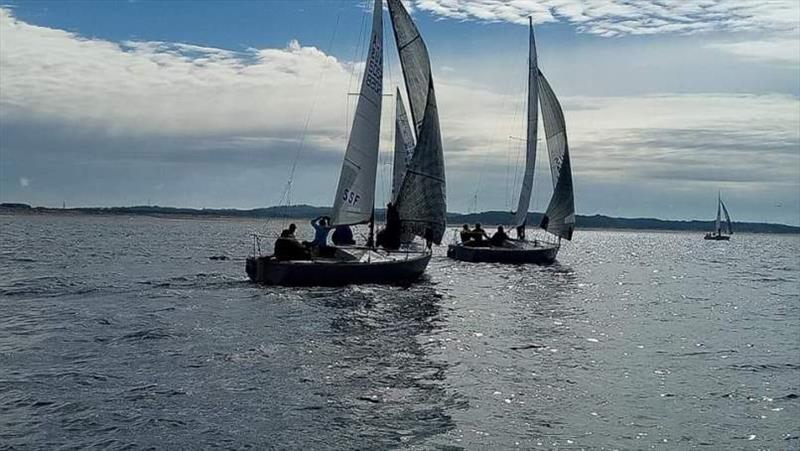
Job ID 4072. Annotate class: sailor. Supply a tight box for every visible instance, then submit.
[515,223,525,240]
[332,225,355,246]
[490,225,510,246]
[460,224,472,243]
[280,223,297,239]
[274,224,309,260]
[378,202,402,250]
[470,223,489,246]
[310,216,332,247]
[424,227,434,250]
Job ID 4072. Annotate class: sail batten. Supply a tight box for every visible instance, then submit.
[388,0,447,244]
[538,69,575,240]
[513,18,539,228]
[330,0,383,227]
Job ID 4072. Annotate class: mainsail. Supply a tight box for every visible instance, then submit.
[512,18,539,228]
[387,0,447,244]
[392,88,415,201]
[331,0,383,226]
[538,69,575,240]
[715,195,722,233]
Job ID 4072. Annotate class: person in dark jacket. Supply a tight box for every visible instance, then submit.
[460,224,472,243]
[332,225,356,246]
[490,225,510,247]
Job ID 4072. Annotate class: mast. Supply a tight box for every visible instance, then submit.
[512,16,539,229]
[330,0,383,227]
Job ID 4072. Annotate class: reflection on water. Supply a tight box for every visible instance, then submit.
[1,214,798,449]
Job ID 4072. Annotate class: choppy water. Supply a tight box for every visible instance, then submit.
[1,214,798,450]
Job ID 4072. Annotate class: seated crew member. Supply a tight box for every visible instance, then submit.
[331,225,356,246]
[516,223,525,240]
[274,224,309,260]
[460,224,472,243]
[465,223,489,247]
[309,216,332,247]
[490,225,510,247]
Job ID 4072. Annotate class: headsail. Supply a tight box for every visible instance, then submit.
[331,0,383,226]
[721,199,732,234]
[715,195,721,234]
[387,0,447,244]
[512,17,539,228]
[392,88,415,201]
[538,69,575,240]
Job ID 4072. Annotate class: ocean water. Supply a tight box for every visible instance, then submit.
[1,213,798,450]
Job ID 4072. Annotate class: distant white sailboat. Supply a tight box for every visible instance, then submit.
[704,192,732,241]
[246,0,446,285]
[447,18,574,264]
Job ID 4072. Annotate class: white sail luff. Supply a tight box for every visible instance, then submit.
[513,18,539,228]
[392,88,415,201]
[721,198,732,234]
[715,194,721,233]
[331,0,383,226]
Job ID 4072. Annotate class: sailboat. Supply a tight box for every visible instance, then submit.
[447,18,574,265]
[704,193,732,240]
[246,0,446,286]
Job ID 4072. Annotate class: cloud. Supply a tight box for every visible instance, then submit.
[19,177,30,187]
[707,38,800,64]
[0,7,798,223]
[411,0,800,36]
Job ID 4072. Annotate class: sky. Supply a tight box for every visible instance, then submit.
[0,0,798,225]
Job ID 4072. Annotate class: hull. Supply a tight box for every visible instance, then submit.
[447,241,558,264]
[246,252,431,286]
[704,234,731,241]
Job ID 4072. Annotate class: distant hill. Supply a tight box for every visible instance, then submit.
[1,202,798,234]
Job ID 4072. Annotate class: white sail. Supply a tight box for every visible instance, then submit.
[387,0,447,244]
[392,88,415,201]
[512,18,539,228]
[715,194,722,234]
[538,69,575,240]
[331,0,383,226]
[721,198,732,234]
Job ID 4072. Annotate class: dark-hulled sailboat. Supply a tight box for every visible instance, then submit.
[246,0,446,286]
[704,193,732,241]
[447,18,574,265]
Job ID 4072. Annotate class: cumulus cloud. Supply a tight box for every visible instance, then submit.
[0,7,797,223]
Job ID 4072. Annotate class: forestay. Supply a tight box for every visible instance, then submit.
[538,69,575,240]
[392,89,415,201]
[513,18,539,228]
[387,0,447,244]
[331,0,383,226]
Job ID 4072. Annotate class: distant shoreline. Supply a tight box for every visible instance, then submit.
[1,203,798,234]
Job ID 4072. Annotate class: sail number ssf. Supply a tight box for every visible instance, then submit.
[342,188,361,206]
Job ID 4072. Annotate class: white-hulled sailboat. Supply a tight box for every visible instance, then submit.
[447,18,574,265]
[246,0,446,286]
[704,193,732,241]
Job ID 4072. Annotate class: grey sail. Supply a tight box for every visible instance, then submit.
[512,17,539,228]
[387,0,447,244]
[721,199,732,234]
[392,88,415,201]
[330,0,383,226]
[538,69,575,240]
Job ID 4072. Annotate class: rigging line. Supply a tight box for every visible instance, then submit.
[278,0,347,208]
[474,25,527,213]
[345,0,370,143]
